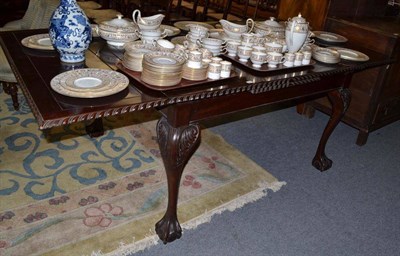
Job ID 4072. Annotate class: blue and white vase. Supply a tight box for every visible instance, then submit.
[49,0,92,63]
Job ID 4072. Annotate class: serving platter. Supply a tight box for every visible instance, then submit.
[51,68,129,98]
[313,31,348,43]
[327,47,369,62]
[173,21,215,31]
[21,34,54,50]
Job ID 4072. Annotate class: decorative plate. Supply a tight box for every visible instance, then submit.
[327,47,369,62]
[313,31,348,43]
[51,68,129,98]
[160,24,181,37]
[21,34,54,50]
[173,21,214,31]
[144,52,186,67]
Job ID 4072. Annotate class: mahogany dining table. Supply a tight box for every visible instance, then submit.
[0,28,392,244]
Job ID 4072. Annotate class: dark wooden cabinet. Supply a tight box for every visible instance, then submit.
[300,1,400,146]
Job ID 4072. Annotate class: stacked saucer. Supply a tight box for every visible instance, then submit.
[141,52,186,86]
[312,46,340,64]
[123,41,157,71]
[182,64,208,81]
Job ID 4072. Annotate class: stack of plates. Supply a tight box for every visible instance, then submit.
[327,47,369,62]
[141,52,186,86]
[182,64,208,81]
[312,47,341,64]
[123,42,157,71]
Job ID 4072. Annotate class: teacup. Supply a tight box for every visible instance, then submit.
[187,50,203,69]
[267,52,285,68]
[241,33,255,44]
[226,41,241,56]
[198,38,225,47]
[187,24,209,37]
[294,52,304,66]
[136,29,166,44]
[250,51,268,68]
[302,51,312,65]
[220,60,232,78]
[207,62,222,80]
[252,45,267,53]
[265,42,283,53]
[283,52,295,67]
[237,45,252,62]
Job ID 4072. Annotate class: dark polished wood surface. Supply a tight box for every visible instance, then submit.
[0,28,392,243]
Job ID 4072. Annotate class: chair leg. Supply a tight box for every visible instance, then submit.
[1,81,19,110]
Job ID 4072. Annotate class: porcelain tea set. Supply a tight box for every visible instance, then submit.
[218,14,314,68]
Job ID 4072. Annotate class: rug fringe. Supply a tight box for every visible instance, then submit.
[183,180,286,230]
[91,180,286,256]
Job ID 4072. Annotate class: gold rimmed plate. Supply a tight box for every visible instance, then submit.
[327,47,369,62]
[51,68,129,98]
[21,34,54,50]
[173,21,214,31]
[313,31,348,43]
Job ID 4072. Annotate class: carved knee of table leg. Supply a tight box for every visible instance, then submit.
[1,81,19,110]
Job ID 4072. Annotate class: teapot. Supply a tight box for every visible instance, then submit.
[285,13,309,53]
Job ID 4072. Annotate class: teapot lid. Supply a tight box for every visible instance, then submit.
[100,15,136,32]
[291,13,307,23]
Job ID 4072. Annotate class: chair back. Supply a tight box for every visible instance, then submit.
[16,0,60,30]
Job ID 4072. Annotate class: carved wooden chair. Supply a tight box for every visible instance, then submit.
[0,0,59,110]
[200,0,263,21]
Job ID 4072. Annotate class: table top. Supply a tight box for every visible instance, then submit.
[0,29,392,129]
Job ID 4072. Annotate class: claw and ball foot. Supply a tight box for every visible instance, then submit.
[155,214,182,244]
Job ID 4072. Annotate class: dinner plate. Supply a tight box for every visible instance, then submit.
[51,68,129,98]
[328,47,369,62]
[21,34,54,50]
[312,47,341,64]
[160,24,181,37]
[173,21,214,31]
[313,31,348,43]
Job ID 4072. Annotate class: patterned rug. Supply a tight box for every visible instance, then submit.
[0,88,285,256]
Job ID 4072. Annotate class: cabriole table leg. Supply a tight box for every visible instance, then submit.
[313,88,351,171]
[155,116,201,243]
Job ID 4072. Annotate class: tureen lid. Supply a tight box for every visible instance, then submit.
[263,17,283,28]
[255,17,284,32]
[99,15,137,33]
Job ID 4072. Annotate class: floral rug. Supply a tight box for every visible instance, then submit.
[0,88,285,256]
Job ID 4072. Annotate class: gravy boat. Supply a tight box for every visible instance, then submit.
[219,19,254,39]
[132,9,164,30]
